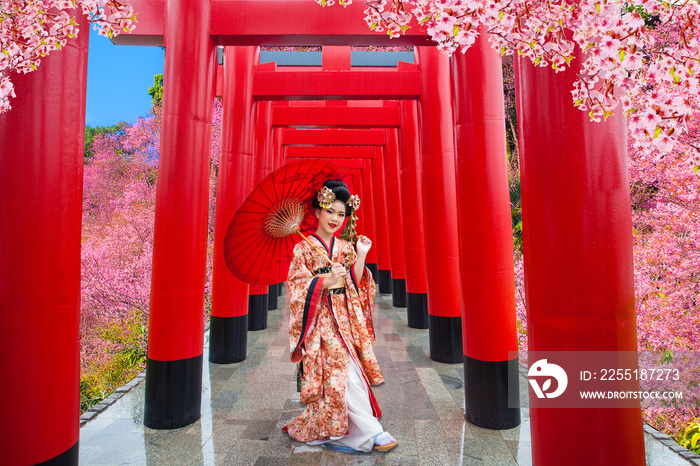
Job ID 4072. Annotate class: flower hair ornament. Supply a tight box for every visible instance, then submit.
[340,194,361,249]
[316,186,336,209]
[346,194,360,211]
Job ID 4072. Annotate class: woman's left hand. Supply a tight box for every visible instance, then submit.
[356,235,372,256]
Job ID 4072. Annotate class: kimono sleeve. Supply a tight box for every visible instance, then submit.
[347,246,377,343]
[287,242,325,363]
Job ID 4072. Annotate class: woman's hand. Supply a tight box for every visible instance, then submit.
[326,262,347,287]
[356,235,372,257]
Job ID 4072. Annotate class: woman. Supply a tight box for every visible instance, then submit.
[284,180,397,453]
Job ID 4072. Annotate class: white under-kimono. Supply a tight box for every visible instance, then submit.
[307,356,386,452]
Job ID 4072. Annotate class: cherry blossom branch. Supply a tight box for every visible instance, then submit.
[316,0,700,175]
[1,0,136,113]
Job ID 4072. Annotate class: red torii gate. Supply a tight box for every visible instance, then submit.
[234,47,423,331]
[212,41,495,425]
[272,105,432,316]
[280,129,383,258]
[0,1,645,464]
[287,133,411,307]
[280,128,384,286]
[273,102,401,128]
[270,103,399,296]
[168,38,469,424]
[286,149,366,196]
[221,48,422,333]
[279,128,388,282]
[272,97,456,337]
[279,122,411,308]
[282,151,369,275]
[281,127,385,145]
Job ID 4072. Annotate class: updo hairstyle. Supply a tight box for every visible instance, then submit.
[312,179,358,248]
[312,179,352,215]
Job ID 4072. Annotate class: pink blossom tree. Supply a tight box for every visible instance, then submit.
[79,110,159,408]
[80,99,222,409]
[627,74,700,434]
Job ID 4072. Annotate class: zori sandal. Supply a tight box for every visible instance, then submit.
[373,440,398,452]
[373,432,398,452]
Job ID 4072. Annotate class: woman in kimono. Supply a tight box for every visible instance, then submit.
[284,180,398,453]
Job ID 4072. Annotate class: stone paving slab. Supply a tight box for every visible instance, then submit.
[79,293,699,465]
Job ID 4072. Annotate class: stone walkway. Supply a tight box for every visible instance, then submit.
[79,293,699,465]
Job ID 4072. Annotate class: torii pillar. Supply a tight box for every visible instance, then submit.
[398,100,429,328]
[209,46,259,364]
[144,0,217,428]
[247,98,271,327]
[361,158,380,280]
[515,54,645,464]
[416,47,463,363]
[383,127,408,307]
[371,145,394,295]
[271,109,285,297]
[451,32,520,429]
[0,11,88,465]
[254,101,278,310]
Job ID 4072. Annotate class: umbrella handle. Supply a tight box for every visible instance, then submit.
[292,226,333,266]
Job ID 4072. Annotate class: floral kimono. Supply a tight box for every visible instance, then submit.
[285,233,382,443]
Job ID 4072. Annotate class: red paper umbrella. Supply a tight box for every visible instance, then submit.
[224,159,347,285]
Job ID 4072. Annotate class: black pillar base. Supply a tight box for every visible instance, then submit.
[209,315,247,364]
[278,282,284,296]
[144,354,203,429]
[37,440,79,465]
[464,355,521,429]
[378,269,392,294]
[391,278,407,307]
[248,294,268,331]
[407,292,428,328]
[366,263,378,283]
[267,283,278,310]
[429,315,463,363]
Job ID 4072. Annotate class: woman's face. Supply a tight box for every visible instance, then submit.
[315,200,347,238]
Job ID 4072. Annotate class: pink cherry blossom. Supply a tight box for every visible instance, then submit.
[81,101,222,404]
[1,0,135,112]
[317,0,700,175]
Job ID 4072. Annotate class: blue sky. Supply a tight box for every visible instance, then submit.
[85,28,164,128]
[84,28,413,128]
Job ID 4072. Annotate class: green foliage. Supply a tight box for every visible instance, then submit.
[624,3,661,28]
[505,116,519,160]
[100,314,148,367]
[503,54,522,256]
[502,55,518,159]
[79,314,148,413]
[630,179,660,211]
[510,178,523,256]
[677,421,700,454]
[80,375,109,413]
[84,122,128,163]
[662,350,674,364]
[148,73,163,109]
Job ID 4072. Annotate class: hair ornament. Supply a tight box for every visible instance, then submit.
[317,186,336,209]
[346,194,360,211]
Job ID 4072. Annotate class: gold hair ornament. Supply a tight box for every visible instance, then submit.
[317,186,336,209]
[346,194,360,211]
